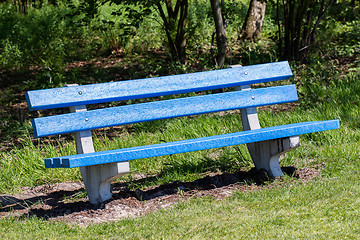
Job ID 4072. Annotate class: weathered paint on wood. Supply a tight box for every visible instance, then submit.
[26,61,292,111]
[44,120,340,168]
[32,85,298,138]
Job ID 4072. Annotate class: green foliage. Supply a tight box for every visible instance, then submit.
[332,21,360,58]
[0,2,82,86]
[232,39,279,66]
[0,0,357,82]
[0,3,69,64]
[91,1,151,53]
[328,1,360,22]
[294,61,360,111]
[186,0,213,49]
[0,39,24,70]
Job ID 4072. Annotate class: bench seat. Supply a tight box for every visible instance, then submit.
[46,120,339,168]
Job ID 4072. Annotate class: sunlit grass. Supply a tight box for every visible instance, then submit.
[1,66,359,239]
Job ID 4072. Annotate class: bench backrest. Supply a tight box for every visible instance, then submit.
[26,61,295,138]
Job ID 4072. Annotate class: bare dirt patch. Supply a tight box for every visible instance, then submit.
[0,167,320,226]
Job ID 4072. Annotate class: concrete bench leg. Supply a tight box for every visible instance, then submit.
[245,136,300,177]
[70,105,130,204]
[238,85,300,177]
[79,162,129,204]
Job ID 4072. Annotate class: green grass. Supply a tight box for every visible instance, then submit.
[0,89,358,238]
[1,176,360,239]
[1,63,359,239]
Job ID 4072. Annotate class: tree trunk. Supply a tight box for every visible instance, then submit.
[210,0,227,68]
[240,0,267,42]
[175,0,188,61]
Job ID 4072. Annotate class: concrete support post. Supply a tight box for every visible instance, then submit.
[67,85,129,204]
[229,66,300,177]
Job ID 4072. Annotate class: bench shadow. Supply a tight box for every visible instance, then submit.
[0,189,92,216]
[111,166,298,202]
[0,167,298,221]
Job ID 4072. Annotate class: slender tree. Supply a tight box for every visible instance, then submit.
[240,0,267,42]
[112,0,188,62]
[210,0,227,68]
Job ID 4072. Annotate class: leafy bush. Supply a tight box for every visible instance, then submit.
[95,2,151,54]
[0,3,67,86]
[0,39,24,70]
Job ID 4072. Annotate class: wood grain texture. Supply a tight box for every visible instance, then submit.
[44,120,340,168]
[26,61,292,111]
[32,85,298,138]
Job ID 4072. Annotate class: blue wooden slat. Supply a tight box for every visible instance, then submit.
[32,85,298,138]
[44,120,340,168]
[26,61,292,111]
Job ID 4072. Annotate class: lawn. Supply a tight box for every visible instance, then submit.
[0,0,359,238]
[1,61,360,238]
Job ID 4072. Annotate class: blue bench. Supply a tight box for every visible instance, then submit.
[26,61,340,204]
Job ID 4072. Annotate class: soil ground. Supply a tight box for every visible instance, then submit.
[0,167,319,226]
